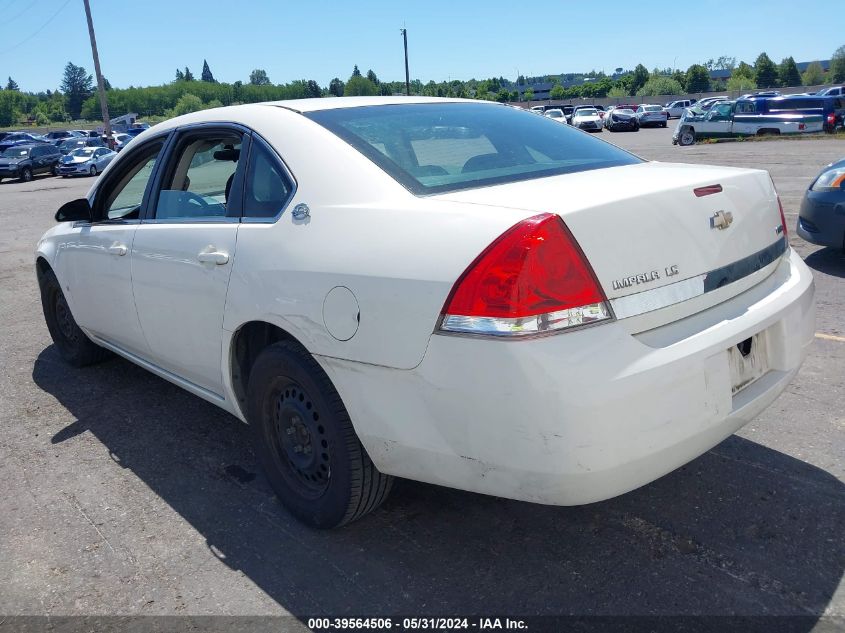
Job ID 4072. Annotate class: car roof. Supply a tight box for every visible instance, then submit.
[6,144,40,150]
[265,95,470,113]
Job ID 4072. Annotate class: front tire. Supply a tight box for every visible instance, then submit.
[20,167,32,182]
[678,128,695,146]
[89,165,97,177]
[247,341,393,528]
[39,268,111,367]
[52,163,60,176]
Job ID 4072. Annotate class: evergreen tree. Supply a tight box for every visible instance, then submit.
[60,62,94,119]
[201,59,215,82]
[175,68,184,81]
[352,65,361,77]
[184,66,195,81]
[754,52,779,88]
[831,45,845,83]
[5,77,19,91]
[366,69,379,85]
[778,57,802,87]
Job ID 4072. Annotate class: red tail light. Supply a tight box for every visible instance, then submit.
[777,196,788,239]
[439,213,612,337]
[827,113,836,125]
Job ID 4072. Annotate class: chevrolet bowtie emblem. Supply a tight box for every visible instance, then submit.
[711,210,734,230]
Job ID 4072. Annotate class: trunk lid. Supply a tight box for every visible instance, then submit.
[435,161,786,315]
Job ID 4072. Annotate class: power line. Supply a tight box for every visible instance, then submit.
[4,0,38,28]
[0,0,72,56]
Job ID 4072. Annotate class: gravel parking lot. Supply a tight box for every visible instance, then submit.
[1,127,843,631]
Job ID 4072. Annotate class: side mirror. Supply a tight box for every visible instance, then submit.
[55,198,92,223]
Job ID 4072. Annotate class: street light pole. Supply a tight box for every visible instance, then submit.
[82,0,111,141]
[401,28,410,96]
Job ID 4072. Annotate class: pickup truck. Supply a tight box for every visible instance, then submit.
[673,100,824,145]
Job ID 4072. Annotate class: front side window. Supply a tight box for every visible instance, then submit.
[307,103,639,195]
[100,141,164,220]
[154,132,243,220]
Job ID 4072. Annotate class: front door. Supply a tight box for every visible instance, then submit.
[697,102,734,137]
[60,138,167,357]
[131,127,247,395]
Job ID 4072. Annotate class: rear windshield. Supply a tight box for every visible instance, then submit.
[306,103,639,195]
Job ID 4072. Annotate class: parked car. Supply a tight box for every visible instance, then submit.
[530,106,545,114]
[696,97,729,111]
[673,100,824,145]
[57,147,117,177]
[125,124,151,138]
[604,107,640,132]
[570,107,603,131]
[0,132,49,153]
[562,104,575,123]
[636,104,668,127]
[38,97,814,528]
[0,143,62,182]
[815,86,844,97]
[112,133,133,151]
[574,104,606,120]
[797,158,845,250]
[58,137,105,155]
[544,108,566,123]
[664,99,696,118]
[44,130,84,145]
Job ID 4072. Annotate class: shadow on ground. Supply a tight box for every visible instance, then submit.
[33,346,845,625]
[804,246,845,278]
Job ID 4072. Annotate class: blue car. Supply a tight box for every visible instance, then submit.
[797,159,845,250]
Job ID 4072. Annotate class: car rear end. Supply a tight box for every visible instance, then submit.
[638,105,668,126]
[304,101,815,505]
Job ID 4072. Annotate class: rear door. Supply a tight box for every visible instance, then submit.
[130,125,248,395]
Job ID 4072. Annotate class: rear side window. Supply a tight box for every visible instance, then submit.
[242,139,294,218]
[307,103,640,195]
[769,98,822,111]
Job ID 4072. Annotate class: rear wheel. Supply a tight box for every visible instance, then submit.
[247,341,393,528]
[39,268,111,367]
[661,121,667,128]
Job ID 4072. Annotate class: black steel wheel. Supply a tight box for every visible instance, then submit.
[247,341,393,528]
[39,268,111,367]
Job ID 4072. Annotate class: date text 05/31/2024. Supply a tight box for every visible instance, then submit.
[307,617,528,630]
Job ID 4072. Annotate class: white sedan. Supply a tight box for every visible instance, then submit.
[570,107,603,131]
[37,97,815,528]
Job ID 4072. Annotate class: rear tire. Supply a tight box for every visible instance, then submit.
[39,268,111,367]
[247,341,393,528]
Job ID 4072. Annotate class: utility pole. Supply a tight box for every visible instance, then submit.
[400,28,410,96]
[83,0,111,142]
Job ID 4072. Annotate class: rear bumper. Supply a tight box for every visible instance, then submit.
[322,249,815,505]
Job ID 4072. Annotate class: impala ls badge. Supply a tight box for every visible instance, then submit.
[711,210,734,230]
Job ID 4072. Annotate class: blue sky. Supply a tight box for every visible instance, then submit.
[1,0,840,92]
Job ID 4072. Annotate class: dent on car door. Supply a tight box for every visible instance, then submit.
[130,127,248,396]
[60,138,166,357]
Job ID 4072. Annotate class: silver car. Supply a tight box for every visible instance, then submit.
[58,147,117,177]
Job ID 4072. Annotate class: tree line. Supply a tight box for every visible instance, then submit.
[1,47,843,128]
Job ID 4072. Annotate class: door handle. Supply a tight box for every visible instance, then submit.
[197,250,229,265]
[107,243,128,256]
